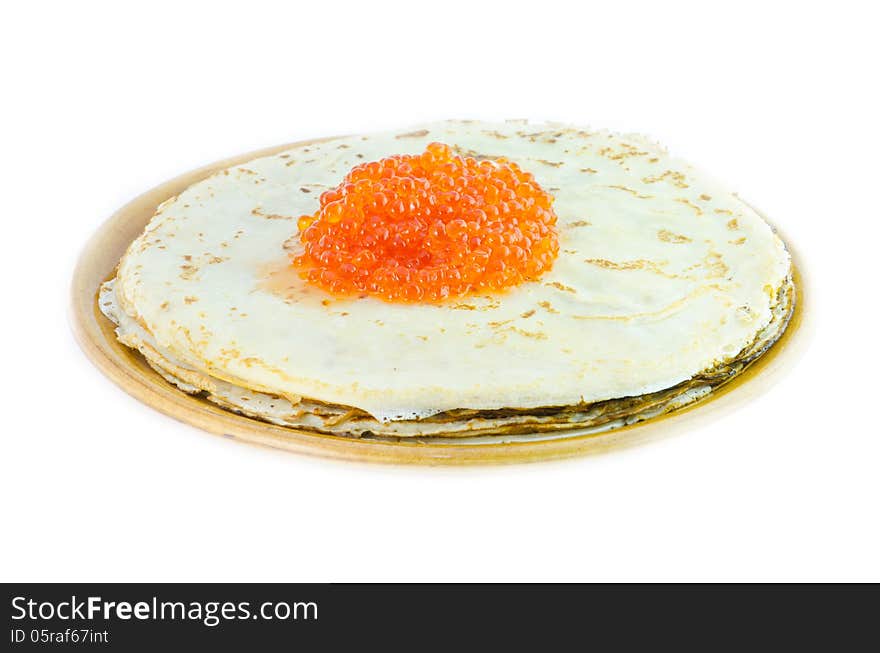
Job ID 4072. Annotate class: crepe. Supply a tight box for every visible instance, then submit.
[101,120,793,438]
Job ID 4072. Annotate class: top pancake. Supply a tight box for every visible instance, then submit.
[114,121,791,421]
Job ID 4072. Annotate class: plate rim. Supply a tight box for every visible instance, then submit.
[70,137,811,465]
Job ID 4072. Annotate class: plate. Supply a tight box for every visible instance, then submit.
[70,139,809,465]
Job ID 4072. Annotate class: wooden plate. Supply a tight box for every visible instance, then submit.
[70,139,809,465]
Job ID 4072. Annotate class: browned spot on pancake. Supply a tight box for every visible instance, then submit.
[546,281,576,293]
[160,301,169,310]
[568,220,592,228]
[580,168,598,174]
[674,198,703,216]
[703,251,729,278]
[252,207,294,220]
[237,168,258,175]
[642,170,689,188]
[395,129,430,138]
[505,326,547,340]
[184,296,198,304]
[538,301,559,314]
[300,187,311,193]
[598,144,650,161]
[451,146,494,161]
[584,258,688,280]
[727,218,739,229]
[520,309,536,319]
[179,254,229,281]
[658,229,692,244]
[483,130,510,139]
[730,237,747,245]
[536,159,564,167]
[699,194,712,201]
[715,208,734,216]
[587,258,657,271]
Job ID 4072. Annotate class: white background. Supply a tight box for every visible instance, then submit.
[2,1,877,582]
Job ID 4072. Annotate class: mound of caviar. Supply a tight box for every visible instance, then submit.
[292,142,559,302]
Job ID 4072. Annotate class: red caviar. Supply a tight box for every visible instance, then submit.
[292,142,559,302]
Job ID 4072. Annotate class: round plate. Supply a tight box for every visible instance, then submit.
[70,139,809,465]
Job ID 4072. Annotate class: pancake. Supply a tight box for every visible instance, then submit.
[100,120,793,439]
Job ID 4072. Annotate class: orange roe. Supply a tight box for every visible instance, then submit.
[292,142,559,302]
